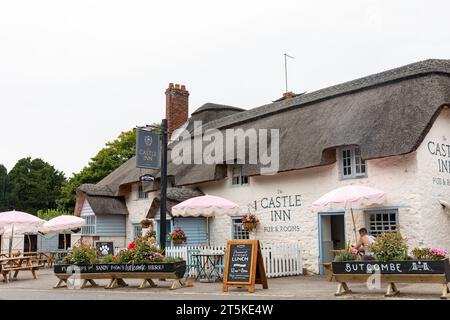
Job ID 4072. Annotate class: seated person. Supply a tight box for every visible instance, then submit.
[354,228,376,261]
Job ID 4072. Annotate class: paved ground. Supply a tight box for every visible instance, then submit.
[0,268,448,300]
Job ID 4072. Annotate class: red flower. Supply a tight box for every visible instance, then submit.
[127,241,135,250]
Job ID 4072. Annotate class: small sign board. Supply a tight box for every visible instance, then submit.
[223,240,268,293]
[136,129,161,169]
[95,241,114,257]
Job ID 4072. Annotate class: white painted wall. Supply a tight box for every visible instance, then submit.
[124,183,155,245]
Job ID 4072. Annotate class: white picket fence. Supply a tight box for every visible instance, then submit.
[165,241,303,278]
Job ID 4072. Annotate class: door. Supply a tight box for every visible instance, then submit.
[319,213,345,275]
[24,234,38,253]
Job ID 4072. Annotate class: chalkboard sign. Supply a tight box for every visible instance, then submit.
[227,243,253,283]
[95,241,114,257]
[223,240,268,293]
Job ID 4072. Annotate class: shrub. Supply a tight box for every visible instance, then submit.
[101,254,113,264]
[333,241,360,262]
[370,231,408,262]
[62,243,97,265]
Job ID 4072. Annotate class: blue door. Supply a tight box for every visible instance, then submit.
[318,212,345,275]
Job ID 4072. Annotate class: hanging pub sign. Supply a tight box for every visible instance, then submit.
[136,128,161,169]
[223,240,268,293]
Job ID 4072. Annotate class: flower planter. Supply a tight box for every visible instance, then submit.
[331,259,450,298]
[54,261,186,279]
[172,239,186,245]
[332,258,450,279]
[243,222,257,231]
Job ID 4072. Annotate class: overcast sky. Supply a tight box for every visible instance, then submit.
[0,0,449,177]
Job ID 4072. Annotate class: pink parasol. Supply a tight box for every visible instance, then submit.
[172,195,241,217]
[313,185,385,242]
[172,195,242,245]
[0,210,45,256]
[41,215,85,250]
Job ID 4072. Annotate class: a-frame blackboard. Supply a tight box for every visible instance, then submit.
[222,239,268,293]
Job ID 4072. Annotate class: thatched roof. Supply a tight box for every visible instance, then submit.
[83,59,450,193]
[85,195,128,215]
[167,59,450,185]
[147,187,204,218]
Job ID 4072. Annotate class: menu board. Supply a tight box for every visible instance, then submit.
[223,240,268,293]
[226,243,253,283]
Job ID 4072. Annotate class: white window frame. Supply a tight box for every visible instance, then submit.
[137,184,148,200]
[338,146,367,179]
[229,165,249,187]
[231,217,250,240]
[81,214,96,236]
[132,223,142,240]
[364,208,398,236]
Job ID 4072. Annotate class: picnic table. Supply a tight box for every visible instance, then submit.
[23,251,56,268]
[192,253,224,282]
[0,256,44,283]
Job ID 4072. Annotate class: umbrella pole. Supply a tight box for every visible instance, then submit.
[64,231,67,251]
[8,225,14,258]
[350,207,357,244]
[206,217,209,246]
[27,234,31,253]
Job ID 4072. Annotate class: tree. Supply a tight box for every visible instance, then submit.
[37,208,71,221]
[7,157,66,214]
[0,164,9,211]
[57,129,137,212]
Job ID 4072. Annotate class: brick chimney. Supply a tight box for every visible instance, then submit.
[165,83,189,136]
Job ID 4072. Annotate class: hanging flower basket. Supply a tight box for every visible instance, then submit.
[172,239,185,245]
[242,214,259,231]
[140,219,153,229]
[169,228,187,245]
[243,222,257,231]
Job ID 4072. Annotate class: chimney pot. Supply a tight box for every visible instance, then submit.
[165,83,190,137]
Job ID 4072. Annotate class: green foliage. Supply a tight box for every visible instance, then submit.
[115,237,165,264]
[370,231,408,262]
[333,241,360,262]
[163,256,184,263]
[56,129,136,212]
[62,243,97,265]
[100,254,113,264]
[7,157,66,214]
[37,208,71,221]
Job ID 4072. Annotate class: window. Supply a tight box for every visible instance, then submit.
[338,146,367,179]
[58,234,71,249]
[231,218,250,240]
[133,224,142,240]
[230,165,249,186]
[365,209,398,236]
[138,184,148,199]
[81,214,96,235]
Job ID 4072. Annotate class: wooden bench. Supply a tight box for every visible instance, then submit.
[53,272,186,290]
[0,257,44,283]
[334,273,450,299]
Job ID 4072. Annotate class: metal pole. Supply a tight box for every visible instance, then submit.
[284,53,288,93]
[159,119,168,251]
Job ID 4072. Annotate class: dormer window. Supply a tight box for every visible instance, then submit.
[338,146,367,179]
[230,165,249,186]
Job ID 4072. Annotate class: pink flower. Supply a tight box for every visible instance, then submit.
[431,248,448,256]
[350,248,358,255]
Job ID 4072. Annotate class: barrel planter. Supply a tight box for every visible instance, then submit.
[53,261,187,290]
[331,258,450,298]
[54,261,186,278]
[332,258,450,279]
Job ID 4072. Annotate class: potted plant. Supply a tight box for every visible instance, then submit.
[168,228,187,245]
[242,214,259,231]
